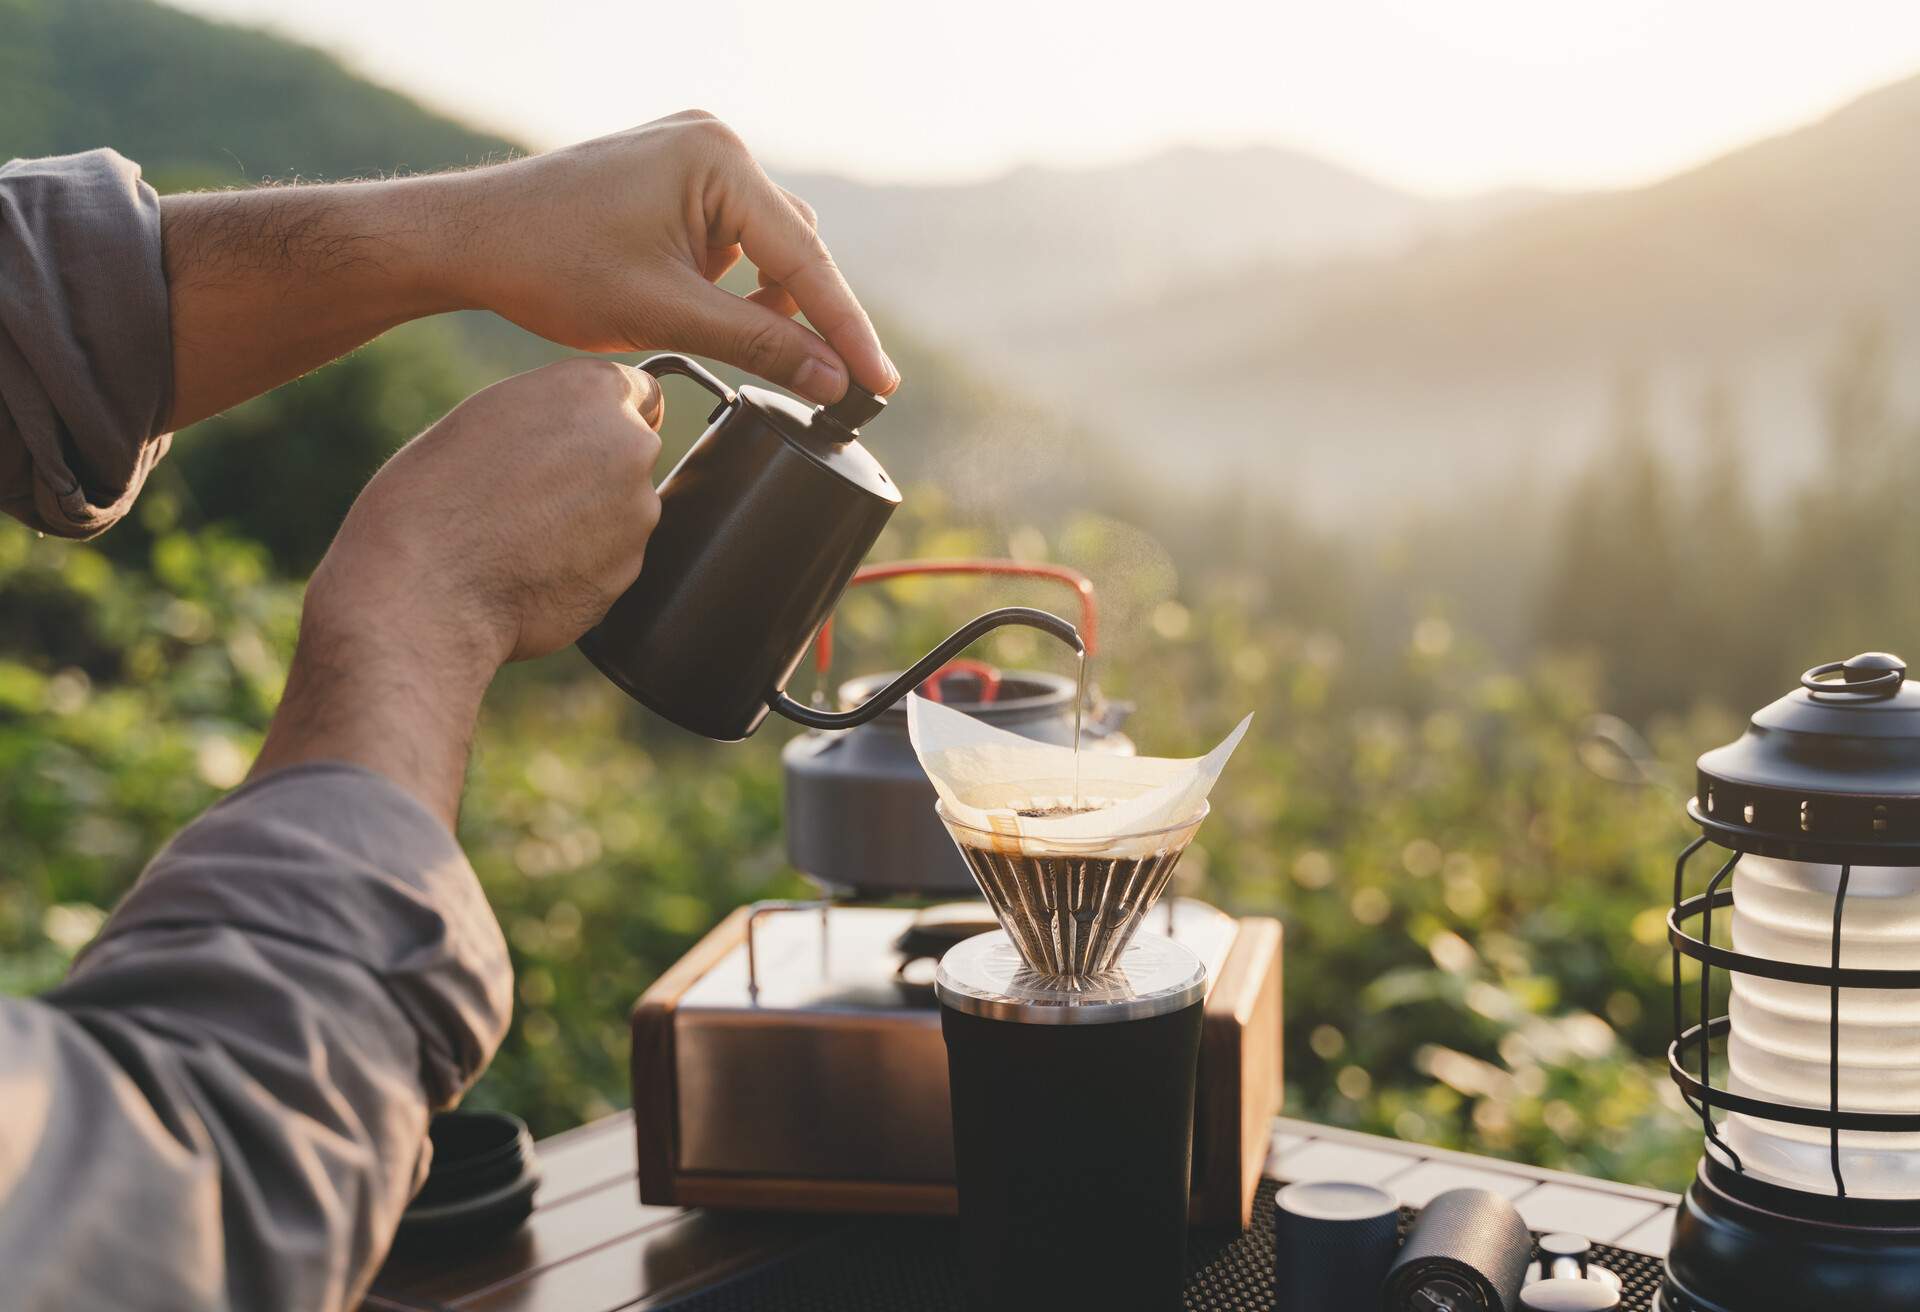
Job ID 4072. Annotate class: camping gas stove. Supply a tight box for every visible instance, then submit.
[629,559,1281,1226]
[630,895,1281,1225]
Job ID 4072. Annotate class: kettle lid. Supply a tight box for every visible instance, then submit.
[737,384,901,505]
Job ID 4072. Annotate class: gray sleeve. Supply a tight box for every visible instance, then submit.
[0,148,174,538]
[0,763,512,1312]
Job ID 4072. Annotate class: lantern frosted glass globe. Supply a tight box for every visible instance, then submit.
[1725,854,1920,1198]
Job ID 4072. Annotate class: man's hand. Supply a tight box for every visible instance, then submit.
[427,111,897,407]
[161,111,894,429]
[249,358,665,825]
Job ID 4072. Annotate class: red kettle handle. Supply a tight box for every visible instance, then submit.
[814,559,1099,678]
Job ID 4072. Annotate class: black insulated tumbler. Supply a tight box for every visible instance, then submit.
[935,930,1207,1312]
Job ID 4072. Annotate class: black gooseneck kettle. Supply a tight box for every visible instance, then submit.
[577,355,1083,742]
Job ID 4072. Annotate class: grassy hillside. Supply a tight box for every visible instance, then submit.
[0,0,520,187]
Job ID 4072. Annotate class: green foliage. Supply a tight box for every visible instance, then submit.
[19,284,1908,1197]
[107,321,486,576]
[0,478,1716,1190]
[0,514,295,992]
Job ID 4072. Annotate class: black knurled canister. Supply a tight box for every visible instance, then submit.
[1381,1187,1532,1311]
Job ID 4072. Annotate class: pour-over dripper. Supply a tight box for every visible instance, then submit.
[937,800,1207,976]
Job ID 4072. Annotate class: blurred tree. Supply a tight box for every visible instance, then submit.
[101,322,485,577]
[1785,320,1920,662]
[1678,383,1776,713]
[1539,376,1685,718]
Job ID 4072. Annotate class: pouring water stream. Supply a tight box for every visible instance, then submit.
[1071,650,1088,811]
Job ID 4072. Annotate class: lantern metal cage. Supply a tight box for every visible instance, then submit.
[1669,836,1920,1206]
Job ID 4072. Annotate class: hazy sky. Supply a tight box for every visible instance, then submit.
[175,0,1920,195]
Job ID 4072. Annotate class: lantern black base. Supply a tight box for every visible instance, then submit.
[1661,1157,1920,1312]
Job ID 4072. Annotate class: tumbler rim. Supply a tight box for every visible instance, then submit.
[935,929,1207,1024]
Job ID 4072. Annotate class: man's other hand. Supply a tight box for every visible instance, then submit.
[250,359,666,823]
[323,358,665,665]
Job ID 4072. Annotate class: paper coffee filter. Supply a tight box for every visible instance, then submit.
[907,694,1252,856]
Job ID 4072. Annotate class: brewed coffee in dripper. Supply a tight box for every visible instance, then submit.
[937,794,1206,976]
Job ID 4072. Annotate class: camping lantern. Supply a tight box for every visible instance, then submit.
[1663,652,1920,1312]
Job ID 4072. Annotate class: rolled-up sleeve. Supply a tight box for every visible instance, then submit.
[0,763,512,1312]
[0,149,174,538]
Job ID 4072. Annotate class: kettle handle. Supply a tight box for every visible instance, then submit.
[636,354,735,409]
[769,606,1084,731]
[815,559,1098,677]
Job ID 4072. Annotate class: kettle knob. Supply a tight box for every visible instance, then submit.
[821,381,886,432]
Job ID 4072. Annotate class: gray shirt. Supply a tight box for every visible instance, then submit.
[0,153,513,1310]
[0,150,173,538]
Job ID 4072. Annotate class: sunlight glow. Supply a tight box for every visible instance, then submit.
[172,0,1920,194]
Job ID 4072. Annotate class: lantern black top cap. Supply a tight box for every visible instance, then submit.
[1692,650,1920,860]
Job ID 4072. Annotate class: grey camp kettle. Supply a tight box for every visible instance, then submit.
[576,356,1082,740]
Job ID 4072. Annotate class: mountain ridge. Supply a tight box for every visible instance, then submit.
[10,0,1915,523]
[776,141,1556,342]
[926,69,1920,512]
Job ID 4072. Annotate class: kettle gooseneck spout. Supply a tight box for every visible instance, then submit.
[769,607,1083,732]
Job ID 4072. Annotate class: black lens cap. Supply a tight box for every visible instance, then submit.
[391,1110,541,1256]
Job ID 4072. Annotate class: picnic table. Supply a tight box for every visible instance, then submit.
[363,1113,1682,1311]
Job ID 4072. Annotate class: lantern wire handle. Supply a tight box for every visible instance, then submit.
[1830,862,1853,1201]
[1697,848,1743,1164]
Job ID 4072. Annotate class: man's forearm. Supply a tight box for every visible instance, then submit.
[160,175,475,429]
[250,531,506,828]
